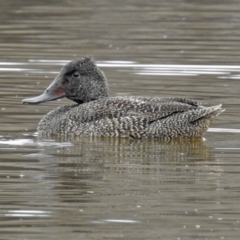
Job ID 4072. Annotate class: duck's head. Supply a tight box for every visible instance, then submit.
[22,56,109,105]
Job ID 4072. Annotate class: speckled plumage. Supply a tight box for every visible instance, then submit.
[23,56,224,138]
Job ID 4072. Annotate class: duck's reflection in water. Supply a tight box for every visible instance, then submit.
[38,136,213,175]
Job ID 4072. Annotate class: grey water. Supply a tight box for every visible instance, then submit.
[1,0,240,239]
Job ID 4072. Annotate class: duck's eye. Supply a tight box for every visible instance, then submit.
[72,71,80,78]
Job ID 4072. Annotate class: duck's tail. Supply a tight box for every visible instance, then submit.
[184,104,224,137]
[190,104,224,124]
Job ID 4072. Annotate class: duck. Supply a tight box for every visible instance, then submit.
[22,56,224,138]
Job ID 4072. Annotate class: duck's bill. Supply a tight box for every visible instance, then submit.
[22,90,65,104]
[22,76,66,104]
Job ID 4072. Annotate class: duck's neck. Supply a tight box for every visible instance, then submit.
[70,86,109,104]
[73,96,108,105]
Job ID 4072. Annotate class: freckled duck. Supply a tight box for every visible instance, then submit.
[22,56,224,138]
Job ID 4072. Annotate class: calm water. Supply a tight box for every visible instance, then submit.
[1,1,240,239]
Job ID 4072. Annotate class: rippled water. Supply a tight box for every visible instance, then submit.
[1,1,240,239]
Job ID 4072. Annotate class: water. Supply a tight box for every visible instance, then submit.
[1,0,240,239]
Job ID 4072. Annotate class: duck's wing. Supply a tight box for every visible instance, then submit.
[74,104,222,138]
[127,101,199,121]
[92,104,223,138]
[69,97,199,123]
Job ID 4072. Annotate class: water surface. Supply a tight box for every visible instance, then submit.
[1,1,240,239]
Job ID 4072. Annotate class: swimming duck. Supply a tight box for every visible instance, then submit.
[22,56,224,138]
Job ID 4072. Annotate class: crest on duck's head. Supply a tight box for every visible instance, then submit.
[63,56,97,75]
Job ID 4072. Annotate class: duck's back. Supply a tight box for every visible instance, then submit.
[37,96,222,138]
